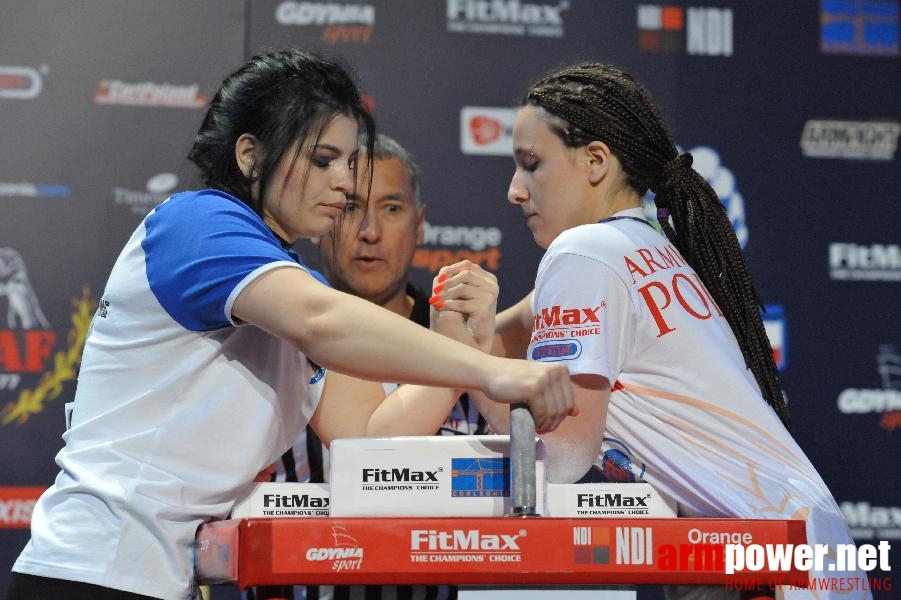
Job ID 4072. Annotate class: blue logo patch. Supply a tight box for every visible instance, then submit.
[531,339,581,361]
[451,457,509,497]
[821,0,899,56]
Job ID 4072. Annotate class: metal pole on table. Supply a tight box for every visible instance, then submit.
[509,402,537,516]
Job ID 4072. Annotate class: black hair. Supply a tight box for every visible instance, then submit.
[525,63,790,430]
[188,48,375,217]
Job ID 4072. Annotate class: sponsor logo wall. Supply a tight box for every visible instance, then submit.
[2,1,899,597]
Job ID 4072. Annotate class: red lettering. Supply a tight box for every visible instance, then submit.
[23,331,55,371]
[0,331,56,372]
[0,331,23,371]
[672,274,712,320]
[624,256,649,279]
[540,306,560,328]
[581,307,600,323]
[637,248,665,274]
[693,274,723,317]
[562,308,581,325]
[654,246,676,269]
[659,245,685,268]
[637,281,676,337]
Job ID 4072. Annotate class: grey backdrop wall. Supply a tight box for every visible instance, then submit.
[1,1,899,598]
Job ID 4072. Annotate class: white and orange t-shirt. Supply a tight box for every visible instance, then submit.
[528,208,869,599]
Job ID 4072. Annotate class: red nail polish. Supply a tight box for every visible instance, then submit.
[435,301,445,310]
[438,272,447,283]
[433,284,444,294]
[429,295,441,304]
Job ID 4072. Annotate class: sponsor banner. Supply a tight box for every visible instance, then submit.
[637,5,733,56]
[460,107,516,156]
[836,344,901,432]
[0,248,93,428]
[446,0,570,37]
[0,182,70,198]
[328,436,546,517]
[762,304,787,371]
[820,0,899,56]
[274,1,376,45]
[801,120,900,161]
[0,486,45,528]
[841,501,901,540]
[829,243,901,282]
[545,483,677,518]
[0,65,45,100]
[412,220,503,272]
[94,79,207,108]
[196,516,809,586]
[112,173,179,216]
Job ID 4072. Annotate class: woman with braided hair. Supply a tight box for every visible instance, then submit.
[464,63,867,599]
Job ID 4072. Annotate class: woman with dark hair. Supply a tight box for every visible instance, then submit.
[5,49,574,600]
[463,63,867,599]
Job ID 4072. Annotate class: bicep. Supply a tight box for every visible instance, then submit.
[539,373,611,483]
[493,290,533,358]
[231,266,327,347]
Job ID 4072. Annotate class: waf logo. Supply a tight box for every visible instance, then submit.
[1,248,93,427]
[451,457,508,497]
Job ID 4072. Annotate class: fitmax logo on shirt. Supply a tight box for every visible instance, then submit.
[533,305,605,331]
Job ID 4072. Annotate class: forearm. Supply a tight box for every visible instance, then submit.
[468,389,511,434]
[234,267,498,392]
[366,385,462,437]
[493,290,534,359]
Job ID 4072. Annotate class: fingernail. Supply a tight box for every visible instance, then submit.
[433,284,444,294]
[429,295,441,304]
[438,272,447,283]
[435,301,445,310]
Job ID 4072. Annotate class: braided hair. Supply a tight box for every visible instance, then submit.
[525,63,790,430]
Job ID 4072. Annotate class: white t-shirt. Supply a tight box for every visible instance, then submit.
[14,190,325,599]
[528,208,869,599]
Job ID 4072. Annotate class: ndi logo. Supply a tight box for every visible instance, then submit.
[451,457,508,497]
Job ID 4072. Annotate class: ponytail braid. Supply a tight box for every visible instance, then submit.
[525,63,791,430]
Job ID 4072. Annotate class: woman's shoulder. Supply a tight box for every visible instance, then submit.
[155,188,249,214]
[548,222,634,257]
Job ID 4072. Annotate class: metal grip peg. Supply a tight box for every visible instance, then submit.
[509,402,537,516]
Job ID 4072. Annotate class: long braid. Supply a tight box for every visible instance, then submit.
[525,63,791,430]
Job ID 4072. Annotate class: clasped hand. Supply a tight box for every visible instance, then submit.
[428,261,576,433]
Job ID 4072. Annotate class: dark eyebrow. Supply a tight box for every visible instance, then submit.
[313,143,342,154]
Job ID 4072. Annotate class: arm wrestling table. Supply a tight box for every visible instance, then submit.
[195,405,808,590]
